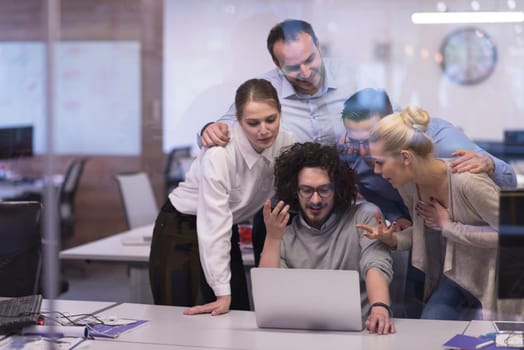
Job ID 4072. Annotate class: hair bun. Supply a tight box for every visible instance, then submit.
[400,105,430,132]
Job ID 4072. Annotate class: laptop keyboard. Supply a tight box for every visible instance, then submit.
[0,295,43,334]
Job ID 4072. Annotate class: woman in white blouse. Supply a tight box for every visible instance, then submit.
[149,78,294,315]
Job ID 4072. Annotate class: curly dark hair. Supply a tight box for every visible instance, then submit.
[274,142,357,211]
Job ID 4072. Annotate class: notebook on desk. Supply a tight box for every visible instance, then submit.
[250,268,363,331]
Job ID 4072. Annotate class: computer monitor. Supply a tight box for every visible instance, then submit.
[0,126,33,160]
[504,130,524,146]
[497,188,524,299]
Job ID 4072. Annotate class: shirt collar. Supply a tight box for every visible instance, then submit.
[232,123,275,169]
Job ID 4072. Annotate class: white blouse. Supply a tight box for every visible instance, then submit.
[170,122,294,296]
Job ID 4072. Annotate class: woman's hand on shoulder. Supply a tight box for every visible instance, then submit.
[183,295,231,316]
[356,212,398,249]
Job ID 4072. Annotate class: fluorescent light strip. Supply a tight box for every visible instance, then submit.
[412,11,524,24]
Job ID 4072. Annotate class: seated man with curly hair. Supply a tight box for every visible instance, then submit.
[259,142,395,335]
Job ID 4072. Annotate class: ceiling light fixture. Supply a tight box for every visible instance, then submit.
[411,11,524,24]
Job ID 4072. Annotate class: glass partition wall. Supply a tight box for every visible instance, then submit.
[0,0,522,313]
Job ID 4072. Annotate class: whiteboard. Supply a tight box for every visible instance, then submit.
[0,41,141,155]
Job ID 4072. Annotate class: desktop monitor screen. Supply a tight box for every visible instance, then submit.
[0,126,33,160]
[498,188,524,299]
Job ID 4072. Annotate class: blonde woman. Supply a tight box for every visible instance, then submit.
[358,105,523,320]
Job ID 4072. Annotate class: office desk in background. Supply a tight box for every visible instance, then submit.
[0,175,63,201]
[59,223,255,304]
[60,224,154,263]
[0,179,43,200]
[60,224,155,304]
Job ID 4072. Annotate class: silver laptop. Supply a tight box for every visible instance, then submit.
[250,268,363,331]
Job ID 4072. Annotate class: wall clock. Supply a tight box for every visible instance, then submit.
[439,27,497,85]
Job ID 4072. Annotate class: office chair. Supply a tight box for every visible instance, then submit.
[164,146,192,194]
[59,158,87,240]
[0,201,42,297]
[114,172,158,229]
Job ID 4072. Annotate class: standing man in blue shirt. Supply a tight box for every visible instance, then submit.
[200,19,356,147]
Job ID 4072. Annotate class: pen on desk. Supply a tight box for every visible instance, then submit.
[475,339,495,349]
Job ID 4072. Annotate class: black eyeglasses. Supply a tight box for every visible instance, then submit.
[297,184,334,199]
[340,131,370,156]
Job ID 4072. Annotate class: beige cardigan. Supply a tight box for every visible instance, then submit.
[395,160,524,320]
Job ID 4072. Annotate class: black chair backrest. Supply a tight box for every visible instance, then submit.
[60,159,86,203]
[59,158,86,239]
[164,146,192,193]
[0,201,42,297]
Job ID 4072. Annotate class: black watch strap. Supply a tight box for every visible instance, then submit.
[369,302,392,317]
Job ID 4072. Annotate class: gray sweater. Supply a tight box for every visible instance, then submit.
[280,201,393,316]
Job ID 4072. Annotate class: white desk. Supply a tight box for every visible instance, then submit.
[60,224,254,265]
[3,299,470,350]
[463,320,497,337]
[41,299,117,317]
[94,303,469,350]
[60,224,154,304]
[0,175,63,200]
[0,180,43,200]
[59,224,154,263]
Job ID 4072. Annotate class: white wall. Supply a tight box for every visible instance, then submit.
[163,0,524,151]
[0,41,141,155]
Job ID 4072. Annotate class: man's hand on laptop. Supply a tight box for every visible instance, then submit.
[183,295,231,316]
[201,122,230,147]
[365,305,395,335]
